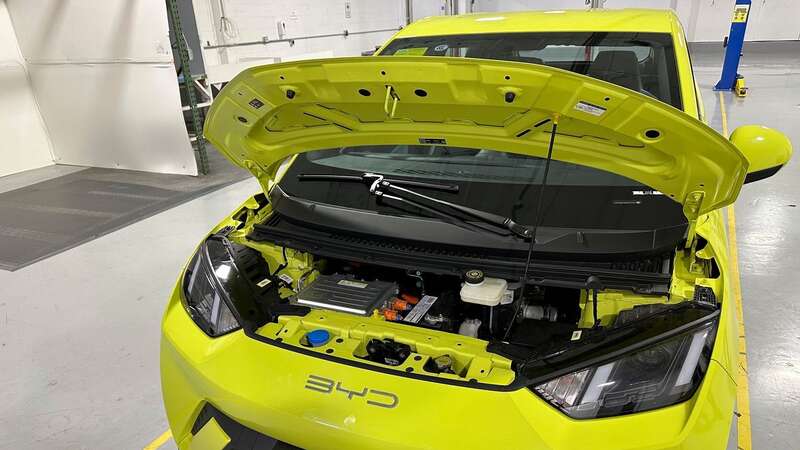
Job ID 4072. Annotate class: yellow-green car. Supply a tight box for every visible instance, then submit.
[160,10,792,449]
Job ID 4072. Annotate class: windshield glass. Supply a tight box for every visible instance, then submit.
[307,146,641,186]
[277,145,687,240]
[379,32,682,109]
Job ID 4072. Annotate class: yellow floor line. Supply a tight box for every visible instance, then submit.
[721,90,752,450]
[719,91,729,137]
[728,206,752,450]
[143,429,172,450]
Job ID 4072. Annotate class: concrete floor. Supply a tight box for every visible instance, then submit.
[692,41,800,450]
[0,175,259,449]
[0,42,798,449]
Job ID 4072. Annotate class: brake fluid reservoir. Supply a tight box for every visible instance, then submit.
[460,269,507,306]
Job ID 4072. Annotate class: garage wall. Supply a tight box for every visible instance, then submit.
[0,0,53,178]
[474,0,800,42]
[408,0,480,21]
[474,0,587,13]
[5,0,198,176]
[193,0,405,83]
[409,0,447,20]
[742,0,800,41]
[603,0,800,42]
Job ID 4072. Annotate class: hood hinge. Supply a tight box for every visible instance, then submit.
[683,190,705,249]
[682,190,707,274]
[243,159,273,194]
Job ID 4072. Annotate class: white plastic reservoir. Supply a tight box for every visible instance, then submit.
[460,269,507,306]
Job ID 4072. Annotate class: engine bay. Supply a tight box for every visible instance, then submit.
[290,258,588,348]
[192,196,723,385]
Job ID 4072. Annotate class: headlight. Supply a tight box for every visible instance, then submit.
[181,237,243,337]
[533,319,717,419]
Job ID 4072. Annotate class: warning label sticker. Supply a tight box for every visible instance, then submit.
[574,101,606,117]
[403,295,438,323]
[733,4,749,23]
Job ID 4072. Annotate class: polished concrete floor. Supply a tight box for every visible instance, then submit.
[0,176,257,449]
[693,41,800,450]
[0,42,798,449]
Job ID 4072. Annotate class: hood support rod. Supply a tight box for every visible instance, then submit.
[502,115,560,341]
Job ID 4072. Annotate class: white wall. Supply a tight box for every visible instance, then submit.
[600,0,733,42]
[0,0,53,178]
[474,0,587,12]
[5,0,198,175]
[475,0,800,42]
[744,0,800,41]
[193,0,797,85]
[673,0,800,41]
[410,0,447,21]
[194,0,406,83]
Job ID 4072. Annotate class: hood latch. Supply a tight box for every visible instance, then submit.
[384,85,400,118]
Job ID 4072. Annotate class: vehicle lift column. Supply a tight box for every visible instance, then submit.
[714,0,751,97]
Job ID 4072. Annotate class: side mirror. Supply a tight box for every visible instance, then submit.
[730,125,793,183]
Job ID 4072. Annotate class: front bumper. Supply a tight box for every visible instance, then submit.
[190,403,301,449]
[161,284,737,450]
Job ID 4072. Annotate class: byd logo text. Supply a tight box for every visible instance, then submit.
[304,374,399,409]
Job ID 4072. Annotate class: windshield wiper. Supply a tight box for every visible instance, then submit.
[298,172,532,239]
[297,173,459,193]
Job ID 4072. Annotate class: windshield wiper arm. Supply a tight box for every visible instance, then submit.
[370,175,532,239]
[299,172,530,239]
[373,190,504,237]
[297,173,459,193]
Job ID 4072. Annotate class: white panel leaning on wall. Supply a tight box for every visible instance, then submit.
[0,0,54,178]
[4,0,198,176]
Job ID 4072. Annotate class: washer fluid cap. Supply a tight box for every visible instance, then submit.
[464,269,485,285]
[306,329,330,347]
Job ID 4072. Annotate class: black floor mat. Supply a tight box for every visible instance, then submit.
[0,151,250,271]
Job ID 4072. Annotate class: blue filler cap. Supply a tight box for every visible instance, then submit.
[306,329,330,347]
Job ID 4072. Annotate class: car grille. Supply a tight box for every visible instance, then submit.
[192,403,303,449]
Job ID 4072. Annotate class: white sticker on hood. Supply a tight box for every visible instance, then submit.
[574,101,606,116]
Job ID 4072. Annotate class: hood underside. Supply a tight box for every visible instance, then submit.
[204,56,748,218]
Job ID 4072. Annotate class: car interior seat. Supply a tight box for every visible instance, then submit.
[587,50,643,92]
[490,44,545,65]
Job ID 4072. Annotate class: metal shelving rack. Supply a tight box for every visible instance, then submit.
[166,0,209,175]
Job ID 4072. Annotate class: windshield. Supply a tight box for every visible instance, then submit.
[307,146,642,186]
[379,32,682,109]
[277,145,687,244]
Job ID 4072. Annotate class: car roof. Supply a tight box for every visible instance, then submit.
[392,9,680,38]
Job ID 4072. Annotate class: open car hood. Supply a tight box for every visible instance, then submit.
[204,56,748,219]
